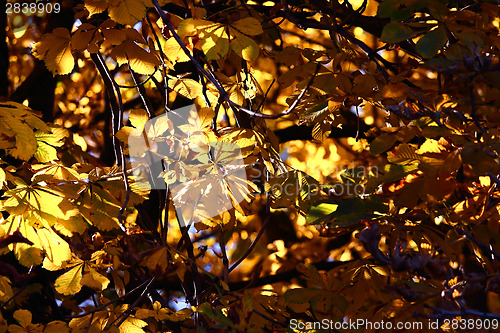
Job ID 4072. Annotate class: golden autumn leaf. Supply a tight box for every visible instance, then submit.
[200,26,230,60]
[8,309,42,333]
[229,33,259,62]
[168,77,203,99]
[163,37,191,63]
[44,321,70,333]
[107,0,147,26]
[110,39,160,75]
[81,266,110,291]
[229,17,263,36]
[83,0,108,17]
[34,127,68,162]
[0,276,13,303]
[31,163,80,181]
[54,262,84,295]
[32,28,75,75]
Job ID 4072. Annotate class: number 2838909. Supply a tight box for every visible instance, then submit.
[6,2,61,15]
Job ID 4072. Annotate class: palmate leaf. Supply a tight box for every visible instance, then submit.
[77,167,149,230]
[32,27,75,75]
[31,163,80,181]
[54,262,84,295]
[0,178,79,222]
[0,102,68,162]
[0,102,45,161]
[265,170,322,214]
[178,16,262,61]
[107,0,147,26]
[0,276,13,303]
[111,39,160,75]
[34,127,69,162]
[0,216,72,267]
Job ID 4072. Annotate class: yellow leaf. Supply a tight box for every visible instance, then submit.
[84,0,108,17]
[177,19,218,37]
[141,246,169,272]
[118,316,147,333]
[101,27,127,46]
[230,33,259,61]
[78,186,121,231]
[31,163,80,181]
[110,39,159,75]
[168,77,203,99]
[54,263,84,295]
[6,116,37,161]
[108,0,147,26]
[0,276,13,303]
[230,17,263,36]
[200,26,229,60]
[1,181,78,221]
[163,37,191,63]
[81,266,110,291]
[37,228,71,268]
[69,311,108,333]
[44,321,70,333]
[0,102,49,160]
[34,127,69,162]
[32,27,74,75]
[71,23,98,51]
[13,309,32,327]
[128,109,149,130]
[111,271,126,297]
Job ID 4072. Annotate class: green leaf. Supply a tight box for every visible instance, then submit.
[380,22,414,43]
[416,25,448,58]
[370,132,398,155]
[307,202,338,224]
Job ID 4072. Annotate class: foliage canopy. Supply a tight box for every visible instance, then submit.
[1,0,500,332]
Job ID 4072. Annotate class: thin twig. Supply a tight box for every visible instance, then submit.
[0,265,33,309]
[152,0,321,119]
[113,278,157,327]
[66,278,154,319]
[469,78,485,133]
[90,53,120,164]
[130,69,155,118]
[84,295,98,333]
[455,226,500,260]
[116,69,157,89]
[219,225,229,285]
[229,198,271,274]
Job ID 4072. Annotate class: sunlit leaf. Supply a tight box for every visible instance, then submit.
[107,0,147,26]
[32,28,75,75]
[54,263,84,295]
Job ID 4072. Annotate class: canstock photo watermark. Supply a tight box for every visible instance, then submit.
[128,104,251,226]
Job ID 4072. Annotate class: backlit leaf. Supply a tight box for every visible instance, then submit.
[416,25,448,58]
[230,33,259,62]
[32,28,74,75]
[380,22,414,43]
[54,263,84,295]
[230,17,263,36]
[107,0,147,26]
